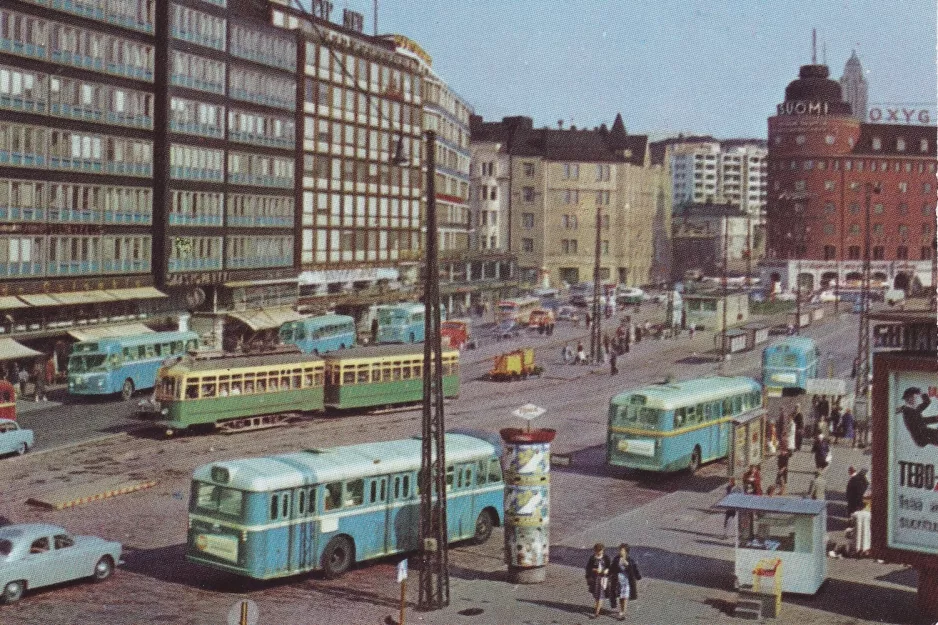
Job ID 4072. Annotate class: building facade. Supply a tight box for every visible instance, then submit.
[671,202,755,279]
[840,50,868,122]
[763,61,936,294]
[471,114,663,289]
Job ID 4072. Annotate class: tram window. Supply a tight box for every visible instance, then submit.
[487,459,502,483]
[477,461,487,485]
[413,364,422,378]
[380,479,386,501]
[445,466,455,492]
[307,488,316,514]
[343,370,355,384]
[324,483,341,511]
[723,399,732,416]
[270,494,279,520]
[281,493,290,518]
[392,362,402,380]
[733,396,743,413]
[244,381,254,394]
[402,475,410,497]
[357,368,369,384]
[370,481,377,503]
[400,365,410,380]
[231,382,242,395]
[299,373,308,387]
[256,379,266,393]
[315,371,324,385]
[298,490,306,514]
[344,479,364,507]
[202,383,215,398]
[219,384,229,397]
[186,383,199,399]
[269,378,278,391]
[394,477,401,499]
[464,466,473,487]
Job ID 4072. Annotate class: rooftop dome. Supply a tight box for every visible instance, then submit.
[782,64,852,114]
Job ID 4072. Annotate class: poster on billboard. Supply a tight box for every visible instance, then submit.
[887,370,938,555]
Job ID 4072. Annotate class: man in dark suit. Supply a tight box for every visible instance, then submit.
[899,387,938,448]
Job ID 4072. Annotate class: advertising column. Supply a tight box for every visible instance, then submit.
[871,353,938,619]
[500,407,555,584]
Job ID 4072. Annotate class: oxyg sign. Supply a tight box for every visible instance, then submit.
[868,106,934,125]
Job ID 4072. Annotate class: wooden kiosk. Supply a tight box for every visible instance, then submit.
[717,493,827,595]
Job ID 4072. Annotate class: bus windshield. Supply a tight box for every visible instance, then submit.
[611,404,663,430]
[379,309,407,324]
[69,354,109,373]
[193,482,244,517]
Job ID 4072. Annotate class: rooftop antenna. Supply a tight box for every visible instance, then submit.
[822,42,827,65]
[373,0,377,35]
[812,28,817,64]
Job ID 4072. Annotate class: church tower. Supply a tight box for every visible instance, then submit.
[840,50,869,121]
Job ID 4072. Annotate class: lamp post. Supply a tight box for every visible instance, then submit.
[591,203,603,363]
[854,182,880,404]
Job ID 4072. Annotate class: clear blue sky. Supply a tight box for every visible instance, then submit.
[337,0,937,139]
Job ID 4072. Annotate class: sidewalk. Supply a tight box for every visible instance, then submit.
[417,443,921,625]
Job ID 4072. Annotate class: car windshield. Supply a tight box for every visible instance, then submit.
[0,539,12,556]
[69,354,109,373]
[193,482,244,517]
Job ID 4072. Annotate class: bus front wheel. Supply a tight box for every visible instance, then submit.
[121,379,135,400]
[688,446,702,474]
[322,536,354,579]
[471,510,494,545]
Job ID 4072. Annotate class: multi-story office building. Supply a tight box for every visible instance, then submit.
[266,1,425,317]
[158,0,301,348]
[763,60,936,294]
[472,114,664,289]
[0,0,164,362]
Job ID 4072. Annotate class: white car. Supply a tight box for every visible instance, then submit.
[0,420,32,457]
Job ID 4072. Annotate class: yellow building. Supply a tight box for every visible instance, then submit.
[472,114,665,288]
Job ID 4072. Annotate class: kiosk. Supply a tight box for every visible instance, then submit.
[717,493,827,595]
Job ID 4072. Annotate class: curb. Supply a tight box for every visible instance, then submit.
[27,478,158,510]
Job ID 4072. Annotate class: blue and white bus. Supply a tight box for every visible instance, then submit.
[607,376,763,473]
[375,303,446,344]
[762,336,819,394]
[68,331,199,399]
[278,315,356,354]
[186,433,504,579]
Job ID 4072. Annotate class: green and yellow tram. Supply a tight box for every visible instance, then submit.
[148,350,326,435]
[321,344,460,410]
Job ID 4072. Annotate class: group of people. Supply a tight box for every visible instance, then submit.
[0,359,52,402]
[585,543,642,620]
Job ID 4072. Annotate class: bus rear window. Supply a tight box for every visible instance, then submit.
[194,483,243,517]
[612,405,662,429]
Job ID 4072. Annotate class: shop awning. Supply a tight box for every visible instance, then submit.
[226,307,305,332]
[0,338,42,361]
[67,323,155,342]
[0,296,29,310]
[51,291,118,306]
[17,293,61,307]
[105,287,168,301]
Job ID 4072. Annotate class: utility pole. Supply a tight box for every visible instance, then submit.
[591,203,603,363]
[854,183,879,405]
[744,211,752,291]
[931,236,937,313]
[418,130,449,611]
[719,210,730,372]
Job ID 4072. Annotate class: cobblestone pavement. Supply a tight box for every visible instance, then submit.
[0,308,917,624]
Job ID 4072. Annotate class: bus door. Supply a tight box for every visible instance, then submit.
[357,476,387,559]
[295,486,317,571]
[388,472,417,554]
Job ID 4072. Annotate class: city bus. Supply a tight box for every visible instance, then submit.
[278,314,356,354]
[606,376,763,473]
[762,336,819,395]
[67,331,199,400]
[186,432,504,579]
[145,349,326,435]
[496,297,540,325]
[375,303,446,344]
[321,344,459,410]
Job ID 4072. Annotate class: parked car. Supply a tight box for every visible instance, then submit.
[0,420,32,457]
[494,320,520,341]
[556,306,579,322]
[440,319,471,351]
[0,523,122,604]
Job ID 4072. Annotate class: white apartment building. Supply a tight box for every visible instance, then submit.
[469,141,510,251]
[670,139,767,217]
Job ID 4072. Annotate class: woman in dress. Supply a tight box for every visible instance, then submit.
[609,543,642,621]
[585,543,610,619]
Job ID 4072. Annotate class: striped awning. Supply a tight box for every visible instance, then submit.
[0,338,41,361]
[105,287,168,301]
[50,291,117,306]
[67,323,155,342]
[226,307,305,332]
[0,296,29,310]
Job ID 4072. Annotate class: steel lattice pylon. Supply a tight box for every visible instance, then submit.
[854,184,878,402]
[418,130,449,611]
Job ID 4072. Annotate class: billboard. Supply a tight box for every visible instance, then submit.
[885,367,938,555]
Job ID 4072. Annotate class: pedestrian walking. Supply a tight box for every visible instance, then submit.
[830,400,843,444]
[841,407,856,448]
[792,404,805,450]
[776,448,790,487]
[32,362,46,402]
[723,478,742,537]
[562,343,572,365]
[623,329,631,353]
[17,366,29,398]
[845,467,870,517]
[811,433,831,470]
[807,470,827,501]
[576,343,587,365]
[608,544,641,621]
[784,418,796,454]
[609,349,618,376]
[634,323,642,344]
[585,543,610,619]
[817,395,831,422]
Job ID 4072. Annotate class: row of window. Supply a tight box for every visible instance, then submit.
[0,179,152,225]
[0,234,151,278]
[327,358,459,386]
[302,117,420,167]
[821,221,932,239]
[171,4,225,51]
[0,10,154,81]
[779,133,930,154]
[0,122,152,176]
[778,158,936,174]
[823,245,934,261]
[170,191,294,227]
[301,192,421,229]
[229,23,296,72]
[301,154,419,196]
[302,79,421,131]
[226,236,293,269]
[169,144,222,181]
[20,0,154,33]
[0,65,153,129]
[228,152,294,188]
[170,50,225,95]
[303,42,420,103]
[229,65,295,111]
[425,108,470,153]
[229,110,295,148]
[300,228,419,265]
[180,367,323,400]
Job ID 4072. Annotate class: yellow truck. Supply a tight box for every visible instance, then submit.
[489,348,539,381]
